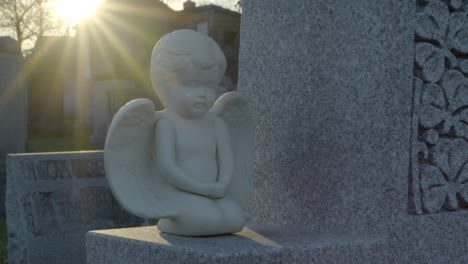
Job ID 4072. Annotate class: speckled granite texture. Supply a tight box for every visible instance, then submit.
[237,0,468,262]
[87,225,388,264]
[239,0,415,233]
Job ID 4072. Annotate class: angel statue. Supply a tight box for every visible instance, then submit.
[104,29,253,236]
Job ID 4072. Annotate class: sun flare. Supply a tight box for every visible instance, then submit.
[55,0,104,24]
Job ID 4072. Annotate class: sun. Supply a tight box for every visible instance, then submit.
[55,0,104,25]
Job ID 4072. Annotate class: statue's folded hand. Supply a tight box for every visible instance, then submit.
[205,182,226,199]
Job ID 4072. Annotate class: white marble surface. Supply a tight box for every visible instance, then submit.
[105,30,254,236]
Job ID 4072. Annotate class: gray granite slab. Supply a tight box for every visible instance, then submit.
[87,225,388,264]
[6,151,146,264]
[238,0,415,234]
[236,0,468,262]
[0,44,26,216]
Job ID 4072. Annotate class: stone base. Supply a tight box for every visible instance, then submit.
[86,224,387,264]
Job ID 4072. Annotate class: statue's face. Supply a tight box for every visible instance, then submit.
[168,67,219,119]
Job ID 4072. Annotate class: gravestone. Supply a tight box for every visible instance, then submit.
[238,0,468,262]
[89,79,134,147]
[239,0,414,233]
[6,151,146,264]
[27,72,65,135]
[0,37,26,216]
[86,0,468,263]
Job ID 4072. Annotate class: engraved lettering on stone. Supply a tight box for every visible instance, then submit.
[410,0,468,214]
[29,187,138,235]
[22,194,37,235]
[22,159,106,181]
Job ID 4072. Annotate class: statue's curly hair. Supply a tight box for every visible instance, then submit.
[150,30,227,107]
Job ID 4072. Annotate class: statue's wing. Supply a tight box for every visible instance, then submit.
[210,92,254,209]
[104,99,177,219]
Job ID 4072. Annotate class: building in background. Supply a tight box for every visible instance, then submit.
[77,0,240,86]
[26,0,241,147]
[182,2,241,85]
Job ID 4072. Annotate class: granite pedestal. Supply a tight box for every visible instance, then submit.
[87,225,387,264]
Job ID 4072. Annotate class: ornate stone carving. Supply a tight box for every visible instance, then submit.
[410,0,468,214]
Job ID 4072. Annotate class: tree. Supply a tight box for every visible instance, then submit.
[0,0,68,54]
[236,0,242,11]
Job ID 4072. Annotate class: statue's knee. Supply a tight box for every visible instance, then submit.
[219,202,245,232]
[229,212,246,232]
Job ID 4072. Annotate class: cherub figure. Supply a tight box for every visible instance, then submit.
[104,30,253,236]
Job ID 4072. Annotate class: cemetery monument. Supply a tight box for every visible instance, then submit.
[85,0,468,263]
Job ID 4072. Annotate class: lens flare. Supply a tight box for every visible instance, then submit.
[55,0,104,24]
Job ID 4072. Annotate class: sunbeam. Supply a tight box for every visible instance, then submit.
[55,0,104,25]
